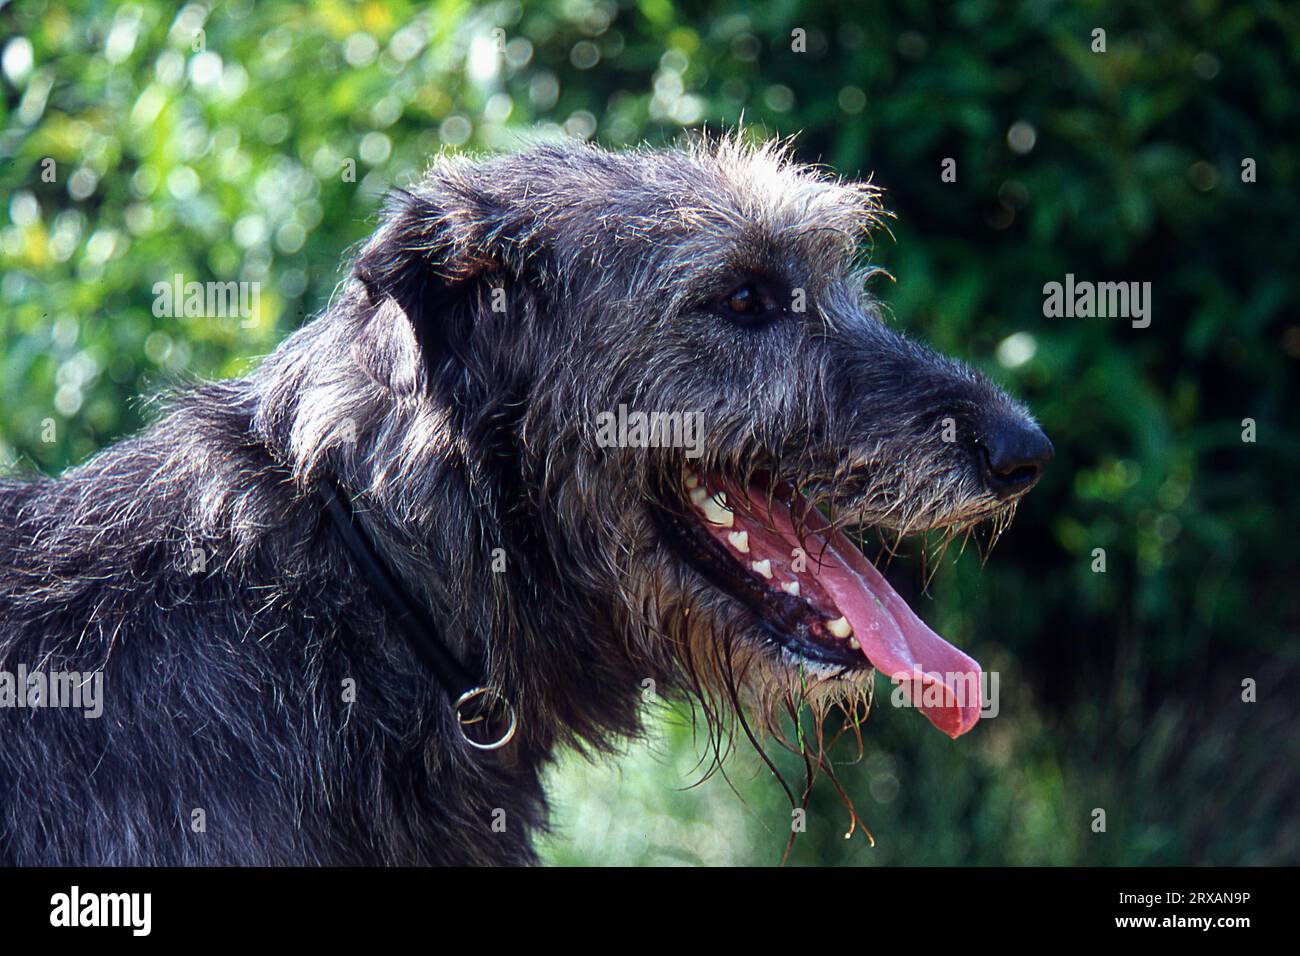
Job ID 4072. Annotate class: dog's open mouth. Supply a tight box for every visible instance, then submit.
[660,466,982,739]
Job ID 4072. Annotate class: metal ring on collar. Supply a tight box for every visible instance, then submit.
[454,686,518,751]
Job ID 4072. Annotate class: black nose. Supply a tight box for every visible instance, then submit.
[978,419,1053,499]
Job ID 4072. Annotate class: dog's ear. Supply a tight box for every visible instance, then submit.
[349,181,525,396]
[351,294,424,397]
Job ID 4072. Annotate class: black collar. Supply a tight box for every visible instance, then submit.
[318,479,516,750]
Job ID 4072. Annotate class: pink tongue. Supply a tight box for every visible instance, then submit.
[747,489,983,738]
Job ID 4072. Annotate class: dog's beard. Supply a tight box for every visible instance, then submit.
[602,459,1018,860]
[617,539,882,863]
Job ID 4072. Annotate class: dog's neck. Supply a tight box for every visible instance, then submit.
[247,311,656,766]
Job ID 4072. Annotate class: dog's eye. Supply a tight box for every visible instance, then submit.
[715,283,780,325]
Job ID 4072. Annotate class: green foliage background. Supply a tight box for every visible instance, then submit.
[2,0,1296,864]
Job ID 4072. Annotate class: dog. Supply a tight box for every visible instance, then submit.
[0,137,1051,865]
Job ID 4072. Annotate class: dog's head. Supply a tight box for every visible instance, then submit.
[337,137,1051,751]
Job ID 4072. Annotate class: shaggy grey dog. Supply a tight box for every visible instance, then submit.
[0,138,1051,865]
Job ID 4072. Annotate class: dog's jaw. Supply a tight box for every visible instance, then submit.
[655,463,988,738]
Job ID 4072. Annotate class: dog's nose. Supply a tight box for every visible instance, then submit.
[978,418,1053,499]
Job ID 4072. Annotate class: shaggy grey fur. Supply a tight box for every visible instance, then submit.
[0,138,1048,865]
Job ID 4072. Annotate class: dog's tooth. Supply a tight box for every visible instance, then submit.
[727,531,750,554]
[701,493,733,527]
[689,485,709,505]
[751,559,773,579]
[848,637,860,650]
[705,508,734,528]
[826,616,853,639]
[781,581,801,597]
